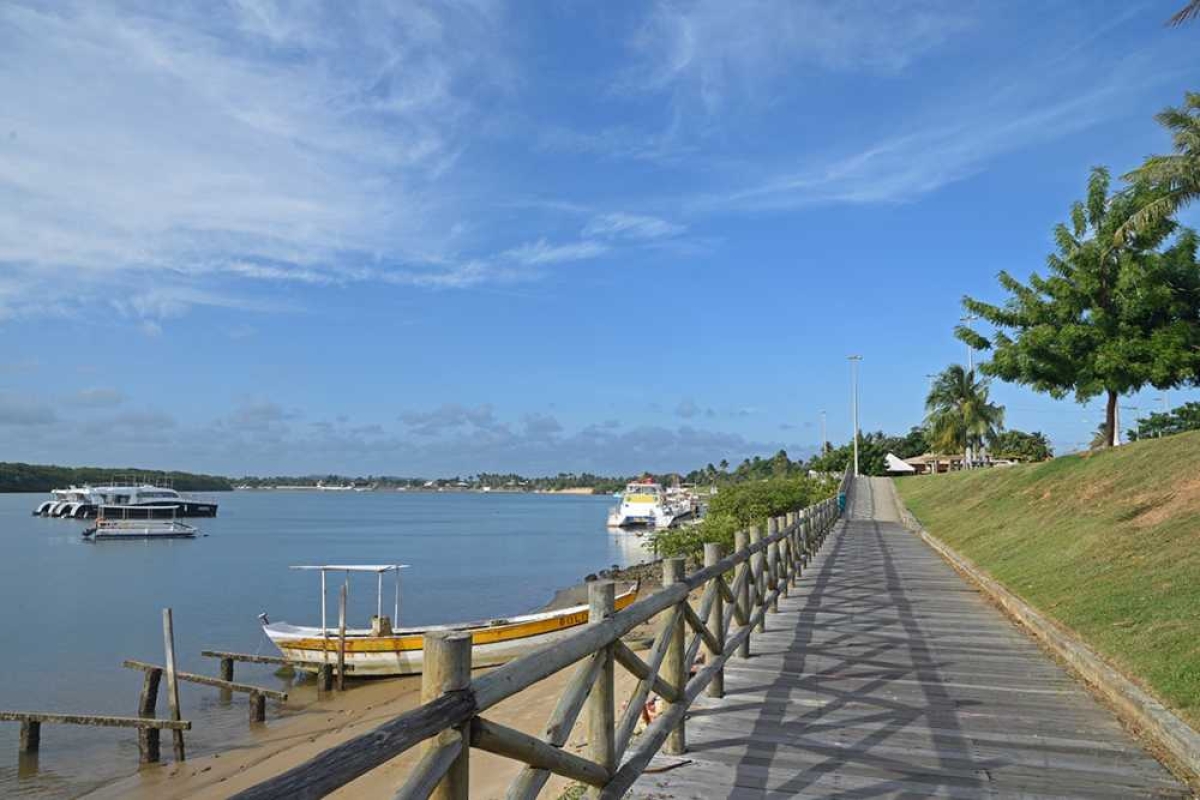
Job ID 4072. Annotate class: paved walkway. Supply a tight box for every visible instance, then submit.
[630,477,1188,799]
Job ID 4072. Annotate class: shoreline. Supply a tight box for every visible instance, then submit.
[82,561,660,800]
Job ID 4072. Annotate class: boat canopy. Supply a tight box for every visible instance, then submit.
[290,564,410,572]
[290,564,411,632]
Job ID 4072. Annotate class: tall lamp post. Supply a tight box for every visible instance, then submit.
[820,410,827,455]
[849,356,862,476]
[960,314,979,373]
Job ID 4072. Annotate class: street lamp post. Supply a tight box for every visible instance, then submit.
[820,410,827,455]
[960,314,979,373]
[849,356,862,476]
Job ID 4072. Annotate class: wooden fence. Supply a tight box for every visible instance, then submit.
[233,467,852,800]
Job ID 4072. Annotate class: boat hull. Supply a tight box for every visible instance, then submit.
[264,585,638,677]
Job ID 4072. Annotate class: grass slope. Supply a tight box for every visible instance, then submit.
[897,431,1200,728]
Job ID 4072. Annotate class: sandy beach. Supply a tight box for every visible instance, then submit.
[84,568,662,800]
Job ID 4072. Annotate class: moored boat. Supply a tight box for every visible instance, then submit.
[32,479,218,518]
[606,479,693,528]
[83,517,198,540]
[261,565,639,676]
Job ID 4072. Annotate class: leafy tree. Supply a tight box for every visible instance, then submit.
[924,365,1004,466]
[959,167,1200,448]
[1127,401,1200,440]
[989,430,1053,462]
[1120,93,1200,241]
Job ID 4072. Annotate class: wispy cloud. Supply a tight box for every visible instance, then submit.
[696,54,1172,211]
[0,0,512,319]
[624,0,974,113]
[583,213,684,241]
[503,239,609,266]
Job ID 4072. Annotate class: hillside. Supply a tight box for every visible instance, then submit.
[896,431,1200,728]
[0,462,232,492]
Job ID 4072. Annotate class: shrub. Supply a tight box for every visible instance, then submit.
[650,475,835,561]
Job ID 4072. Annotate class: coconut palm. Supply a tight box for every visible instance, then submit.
[925,365,1005,468]
[1169,0,1200,25]
[1117,92,1200,243]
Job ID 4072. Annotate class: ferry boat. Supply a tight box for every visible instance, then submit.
[32,480,218,518]
[606,479,694,528]
[82,517,199,540]
[261,565,639,676]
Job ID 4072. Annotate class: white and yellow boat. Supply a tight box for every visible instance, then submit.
[262,564,638,676]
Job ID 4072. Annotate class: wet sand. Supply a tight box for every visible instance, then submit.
[85,568,661,800]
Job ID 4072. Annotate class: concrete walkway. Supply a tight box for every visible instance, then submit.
[630,477,1188,799]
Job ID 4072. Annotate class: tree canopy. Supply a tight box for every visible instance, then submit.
[924,364,1004,465]
[959,167,1200,447]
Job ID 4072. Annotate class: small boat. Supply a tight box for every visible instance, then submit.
[606,479,694,528]
[83,517,198,540]
[262,565,639,676]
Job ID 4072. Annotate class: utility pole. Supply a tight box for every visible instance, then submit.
[820,410,827,455]
[848,356,862,476]
[960,314,979,373]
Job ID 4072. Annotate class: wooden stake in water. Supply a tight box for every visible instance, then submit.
[337,584,348,692]
[162,608,185,762]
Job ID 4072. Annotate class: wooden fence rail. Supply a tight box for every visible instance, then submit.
[232,467,852,800]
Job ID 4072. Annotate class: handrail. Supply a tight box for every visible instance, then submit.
[234,465,854,800]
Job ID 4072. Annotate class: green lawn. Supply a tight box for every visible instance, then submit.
[896,432,1200,729]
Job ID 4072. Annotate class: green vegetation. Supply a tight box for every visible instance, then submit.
[925,364,1004,466]
[1121,91,1200,237]
[808,429,928,476]
[0,462,232,492]
[959,93,1200,449]
[896,431,1200,726]
[989,429,1053,462]
[1127,401,1200,441]
[651,474,835,561]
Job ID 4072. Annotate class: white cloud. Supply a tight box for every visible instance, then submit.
[626,0,973,113]
[583,213,684,241]
[0,1,511,318]
[503,239,609,266]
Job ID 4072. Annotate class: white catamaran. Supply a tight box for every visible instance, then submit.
[606,479,695,529]
[261,564,638,676]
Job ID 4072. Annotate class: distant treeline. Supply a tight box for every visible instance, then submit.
[0,462,233,493]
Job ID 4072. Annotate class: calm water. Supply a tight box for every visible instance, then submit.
[0,490,649,798]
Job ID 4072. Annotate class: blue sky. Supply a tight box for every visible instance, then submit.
[1,0,1198,476]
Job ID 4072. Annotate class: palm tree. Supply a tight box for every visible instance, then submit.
[1117,92,1200,243]
[925,365,1005,468]
[1169,0,1200,25]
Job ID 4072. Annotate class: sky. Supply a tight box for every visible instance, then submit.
[1,0,1199,477]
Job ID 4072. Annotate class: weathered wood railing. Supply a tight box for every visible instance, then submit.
[233,468,852,800]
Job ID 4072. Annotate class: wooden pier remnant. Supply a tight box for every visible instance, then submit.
[200,650,354,685]
[123,660,287,723]
[0,712,190,760]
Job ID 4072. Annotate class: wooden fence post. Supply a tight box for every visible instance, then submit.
[662,557,686,755]
[421,631,472,800]
[735,530,751,658]
[779,520,791,596]
[587,581,615,798]
[162,608,185,762]
[704,543,725,698]
[137,666,163,763]
[749,527,765,633]
[766,517,780,612]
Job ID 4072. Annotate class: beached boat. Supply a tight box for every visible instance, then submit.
[261,565,639,676]
[606,479,694,528]
[82,518,198,540]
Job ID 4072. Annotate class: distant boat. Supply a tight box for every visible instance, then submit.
[316,481,355,492]
[606,479,694,528]
[261,564,639,676]
[33,480,217,518]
